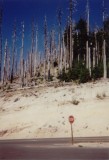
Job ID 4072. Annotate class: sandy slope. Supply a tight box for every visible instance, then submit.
[0,79,109,140]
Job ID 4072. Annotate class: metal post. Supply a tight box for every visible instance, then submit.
[71,123,73,144]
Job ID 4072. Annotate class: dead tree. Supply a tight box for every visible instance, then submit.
[102,0,107,78]
[34,25,38,76]
[44,16,48,80]
[51,28,57,63]
[69,0,76,68]
[93,47,96,68]
[11,22,16,83]
[88,47,91,76]
[57,8,62,74]
[30,20,35,78]
[86,0,90,69]
[50,28,57,77]
[47,45,50,80]
[20,22,24,87]
[69,0,73,68]
[7,47,11,81]
[3,39,8,84]
[103,39,107,78]
[94,29,98,66]
[0,8,2,82]
[62,32,66,72]
[66,17,70,68]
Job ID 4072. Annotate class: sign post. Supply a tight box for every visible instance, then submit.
[69,115,74,144]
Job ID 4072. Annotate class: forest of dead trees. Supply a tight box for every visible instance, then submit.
[0,0,109,88]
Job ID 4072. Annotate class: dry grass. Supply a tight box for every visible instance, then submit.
[96,92,107,100]
[3,93,14,101]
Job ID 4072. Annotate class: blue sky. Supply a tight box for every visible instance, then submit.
[0,0,109,58]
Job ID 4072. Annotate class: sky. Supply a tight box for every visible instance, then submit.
[0,0,109,58]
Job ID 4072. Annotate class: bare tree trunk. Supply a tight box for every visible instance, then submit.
[20,22,24,87]
[30,52,32,78]
[94,31,97,66]
[65,18,69,68]
[47,48,50,80]
[30,20,35,79]
[86,0,90,69]
[3,39,8,84]
[69,0,73,69]
[96,42,99,66]
[60,45,62,73]
[86,41,89,69]
[88,47,91,76]
[44,16,48,80]
[11,22,16,83]
[70,22,72,68]
[69,0,77,68]
[14,49,18,77]
[63,34,66,72]
[57,8,62,74]
[44,59,46,80]
[7,48,10,81]
[93,47,96,68]
[102,1,107,79]
[86,0,89,35]
[0,8,2,82]
[34,25,38,76]
[103,39,107,79]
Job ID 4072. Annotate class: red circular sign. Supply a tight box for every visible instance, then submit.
[69,115,74,124]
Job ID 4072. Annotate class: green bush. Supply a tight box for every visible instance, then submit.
[92,65,103,80]
[58,69,71,82]
[58,62,90,83]
[79,67,90,83]
[68,67,79,80]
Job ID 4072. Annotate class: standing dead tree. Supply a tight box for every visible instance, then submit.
[86,0,90,70]
[44,16,48,80]
[11,22,16,83]
[69,0,77,68]
[50,28,57,77]
[102,0,107,79]
[69,0,73,68]
[7,47,11,81]
[20,22,24,87]
[29,20,35,78]
[3,39,8,84]
[34,25,38,76]
[0,8,2,82]
[57,8,62,74]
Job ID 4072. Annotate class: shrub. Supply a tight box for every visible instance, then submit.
[102,93,106,97]
[48,75,53,81]
[7,85,11,90]
[58,69,71,82]
[72,99,80,105]
[79,67,90,83]
[58,62,90,83]
[96,94,101,99]
[92,65,103,80]
[68,67,79,80]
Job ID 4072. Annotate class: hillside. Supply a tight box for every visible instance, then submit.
[0,79,109,139]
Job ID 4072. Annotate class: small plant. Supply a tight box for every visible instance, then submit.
[72,99,80,105]
[102,93,106,97]
[96,92,106,100]
[7,85,11,90]
[96,94,103,100]
[92,65,103,80]
[48,75,53,82]
[79,67,90,83]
